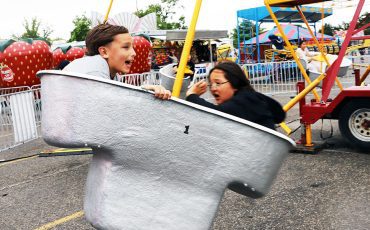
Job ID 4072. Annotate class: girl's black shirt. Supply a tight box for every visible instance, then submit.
[186,89,285,130]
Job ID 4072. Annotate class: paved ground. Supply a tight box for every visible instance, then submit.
[1,133,369,230]
[1,101,369,230]
[0,75,369,229]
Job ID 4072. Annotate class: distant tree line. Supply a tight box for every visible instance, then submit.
[6,0,186,44]
[318,12,369,35]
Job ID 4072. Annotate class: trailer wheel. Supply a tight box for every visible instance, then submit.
[339,100,370,151]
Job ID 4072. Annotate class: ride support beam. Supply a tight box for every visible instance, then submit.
[321,0,365,102]
[295,80,313,147]
[297,81,308,146]
[305,124,313,147]
[104,0,114,23]
[264,1,321,105]
[354,69,361,86]
[360,66,370,85]
[172,0,202,97]
[351,35,370,41]
[353,23,370,36]
[296,6,343,91]
[283,72,325,112]
[280,122,292,135]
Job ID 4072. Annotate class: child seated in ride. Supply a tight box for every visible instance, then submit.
[64,24,171,100]
[185,61,285,130]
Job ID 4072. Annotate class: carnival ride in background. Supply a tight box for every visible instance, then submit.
[236,4,334,63]
[346,39,370,55]
[234,4,345,94]
[216,43,238,62]
[263,0,370,150]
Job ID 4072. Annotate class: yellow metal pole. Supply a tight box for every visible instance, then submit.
[305,124,313,147]
[279,73,325,136]
[264,2,321,103]
[280,122,292,135]
[104,0,114,24]
[172,0,202,97]
[283,73,326,112]
[360,65,370,85]
[296,6,343,91]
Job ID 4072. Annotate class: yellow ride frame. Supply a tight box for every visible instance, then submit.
[264,0,344,146]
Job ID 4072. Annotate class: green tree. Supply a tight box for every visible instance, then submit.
[13,17,53,42]
[231,20,265,48]
[22,18,40,38]
[68,14,91,42]
[318,23,335,36]
[322,12,369,36]
[135,0,187,30]
[358,12,370,35]
[333,22,350,32]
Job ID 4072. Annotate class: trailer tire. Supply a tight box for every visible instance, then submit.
[339,100,370,151]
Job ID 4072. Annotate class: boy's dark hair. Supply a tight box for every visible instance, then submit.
[85,24,129,56]
[56,60,70,70]
[209,61,254,92]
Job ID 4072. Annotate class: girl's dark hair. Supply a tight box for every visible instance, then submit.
[85,24,129,56]
[209,61,254,91]
[299,39,306,47]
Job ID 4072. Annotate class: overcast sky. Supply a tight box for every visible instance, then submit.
[0,0,366,41]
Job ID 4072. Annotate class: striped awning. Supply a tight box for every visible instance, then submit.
[243,24,333,44]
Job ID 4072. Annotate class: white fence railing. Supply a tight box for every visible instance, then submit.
[192,67,209,84]
[193,58,363,95]
[116,71,161,86]
[0,86,31,95]
[117,62,310,96]
[242,61,305,95]
[1,57,366,151]
[0,86,41,152]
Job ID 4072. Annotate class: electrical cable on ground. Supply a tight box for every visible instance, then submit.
[0,148,93,166]
[0,154,38,164]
